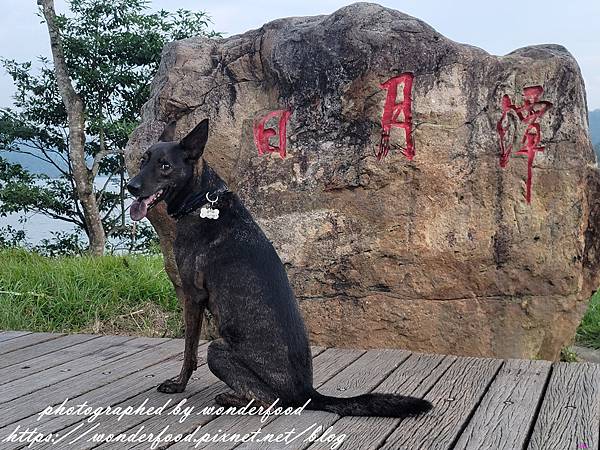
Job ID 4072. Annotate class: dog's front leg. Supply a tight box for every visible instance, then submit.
[157,289,206,393]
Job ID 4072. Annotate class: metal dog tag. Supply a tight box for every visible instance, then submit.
[200,192,220,219]
[200,205,219,219]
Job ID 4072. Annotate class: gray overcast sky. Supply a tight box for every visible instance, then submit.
[0,0,598,110]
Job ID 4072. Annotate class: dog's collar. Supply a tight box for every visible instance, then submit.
[170,186,229,220]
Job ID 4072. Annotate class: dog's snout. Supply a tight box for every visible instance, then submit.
[126,178,142,196]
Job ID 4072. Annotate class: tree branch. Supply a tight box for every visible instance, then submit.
[31,208,84,228]
[101,198,124,223]
[91,147,123,178]
[106,224,129,238]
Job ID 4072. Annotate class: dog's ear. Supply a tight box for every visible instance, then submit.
[180,119,209,160]
[159,120,177,142]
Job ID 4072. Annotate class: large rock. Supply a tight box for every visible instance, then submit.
[126,2,600,359]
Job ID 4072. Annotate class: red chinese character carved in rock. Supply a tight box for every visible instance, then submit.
[378,73,415,161]
[253,109,291,159]
[496,86,553,203]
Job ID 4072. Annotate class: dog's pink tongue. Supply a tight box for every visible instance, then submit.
[130,198,148,221]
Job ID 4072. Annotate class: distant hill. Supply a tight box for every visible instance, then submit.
[591,109,600,146]
[1,146,65,177]
[590,109,600,160]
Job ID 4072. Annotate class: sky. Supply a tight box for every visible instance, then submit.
[0,0,598,110]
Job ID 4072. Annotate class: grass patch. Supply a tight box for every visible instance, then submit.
[577,290,600,349]
[559,347,579,362]
[0,248,182,337]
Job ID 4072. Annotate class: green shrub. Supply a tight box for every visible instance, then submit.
[0,248,181,336]
[577,290,600,348]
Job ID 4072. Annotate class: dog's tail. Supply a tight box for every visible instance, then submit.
[306,390,432,417]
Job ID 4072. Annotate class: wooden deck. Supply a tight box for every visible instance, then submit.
[0,332,598,450]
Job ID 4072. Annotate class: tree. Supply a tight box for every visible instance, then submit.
[39,0,105,255]
[0,0,217,254]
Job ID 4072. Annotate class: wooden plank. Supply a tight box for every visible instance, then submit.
[0,342,208,443]
[0,337,180,428]
[318,349,412,396]
[6,334,598,450]
[0,333,100,371]
[311,346,326,357]
[453,359,551,450]
[121,347,367,450]
[228,349,412,450]
[57,361,219,450]
[312,348,366,385]
[0,335,128,383]
[379,356,503,450]
[0,335,138,403]
[0,332,65,355]
[0,331,31,343]
[527,362,600,450]
[24,342,213,450]
[307,353,456,450]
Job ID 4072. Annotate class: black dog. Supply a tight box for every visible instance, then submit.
[127,119,432,417]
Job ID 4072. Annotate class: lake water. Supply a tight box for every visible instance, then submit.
[0,176,129,245]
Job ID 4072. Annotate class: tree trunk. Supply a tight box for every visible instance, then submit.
[38,0,106,256]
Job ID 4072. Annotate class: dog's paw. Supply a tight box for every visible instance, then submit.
[157,379,186,394]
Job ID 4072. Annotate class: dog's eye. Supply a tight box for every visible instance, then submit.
[160,163,171,171]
